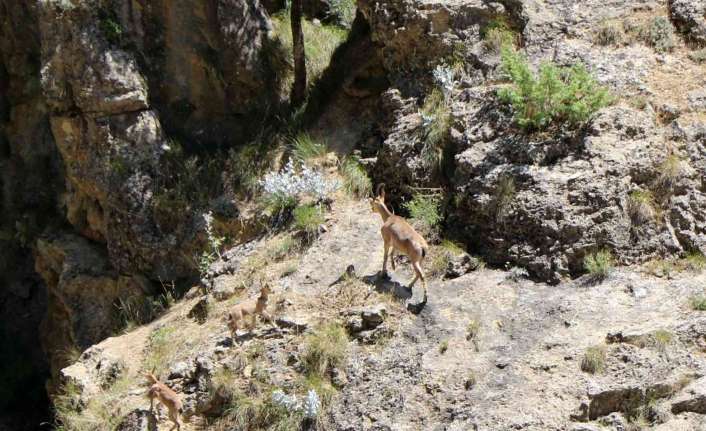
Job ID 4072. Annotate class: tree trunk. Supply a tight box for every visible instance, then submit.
[291,0,307,107]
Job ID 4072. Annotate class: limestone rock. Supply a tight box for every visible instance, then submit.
[669,0,706,46]
[672,378,706,414]
[115,409,157,431]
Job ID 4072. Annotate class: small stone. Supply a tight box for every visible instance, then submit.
[406,288,427,314]
[115,409,157,431]
[276,316,308,333]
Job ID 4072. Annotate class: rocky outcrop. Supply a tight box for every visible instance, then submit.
[34,232,147,386]
[669,0,706,46]
[366,0,706,282]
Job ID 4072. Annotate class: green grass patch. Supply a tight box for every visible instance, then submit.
[481,17,518,52]
[438,339,449,354]
[291,133,327,163]
[143,326,180,378]
[580,346,606,374]
[691,295,706,311]
[293,204,325,236]
[498,47,613,131]
[340,158,372,199]
[595,21,624,46]
[656,154,684,192]
[627,190,658,224]
[584,249,614,281]
[652,329,673,353]
[419,88,452,170]
[301,323,348,378]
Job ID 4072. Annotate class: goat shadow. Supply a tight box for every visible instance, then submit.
[361,272,413,300]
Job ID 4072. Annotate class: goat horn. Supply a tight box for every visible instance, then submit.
[376,183,386,197]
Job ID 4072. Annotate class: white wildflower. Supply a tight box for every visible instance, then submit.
[433,64,455,98]
[303,389,321,419]
[272,390,301,411]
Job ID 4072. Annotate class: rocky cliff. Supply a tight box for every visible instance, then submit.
[1,0,706,429]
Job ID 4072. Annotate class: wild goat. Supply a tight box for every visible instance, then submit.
[226,283,274,339]
[144,372,182,431]
[370,184,429,296]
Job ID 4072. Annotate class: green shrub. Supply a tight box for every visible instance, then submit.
[438,339,449,354]
[419,88,452,169]
[464,371,477,390]
[466,319,481,341]
[595,22,624,46]
[301,323,349,377]
[584,249,614,280]
[293,204,325,236]
[404,193,442,235]
[581,346,606,374]
[498,48,613,130]
[639,17,676,53]
[291,133,327,163]
[340,158,372,198]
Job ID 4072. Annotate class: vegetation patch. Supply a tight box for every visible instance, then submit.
[627,190,658,224]
[340,157,372,199]
[291,133,327,164]
[656,154,685,192]
[143,326,183,378]
[688,48,706,63]
[270,11,349,92]
[428,240,464,277]
[293,204,325,238]
[584,249,614,281]
[638,17,676,53]
[652,329,673,353]
[595,21,624,46]
[691,295,706,311]
[404,193,442,240]
[301,323,349,378]
[419,88,452,170]
[581,346,607,374]
[494,175,516,221]
[438,339,449,354]
[481,17,518,52]
[498,48,613,131]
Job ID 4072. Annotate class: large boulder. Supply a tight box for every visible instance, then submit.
[669,0,706,46]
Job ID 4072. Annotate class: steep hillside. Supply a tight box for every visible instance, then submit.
[1,0,706,429]
[56,197,706,430]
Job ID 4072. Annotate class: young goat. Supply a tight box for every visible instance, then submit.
[226,283,274,339]
[144,372,182,431]
[369,184,429,296]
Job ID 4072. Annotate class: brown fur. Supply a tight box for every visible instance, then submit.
[369,184,429,295]
[226,284,274,339]
[144,372,182,431]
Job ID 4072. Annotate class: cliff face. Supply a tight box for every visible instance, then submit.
[1,0,280,426]
[3,0,706,429]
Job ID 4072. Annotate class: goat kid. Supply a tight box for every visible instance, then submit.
[226,283,274,340]
[369,184,429,296]
[144,372,182,431]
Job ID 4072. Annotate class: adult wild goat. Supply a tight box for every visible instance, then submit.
[369,184,429,297]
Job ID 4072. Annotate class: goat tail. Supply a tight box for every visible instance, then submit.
[422,246,427,259]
